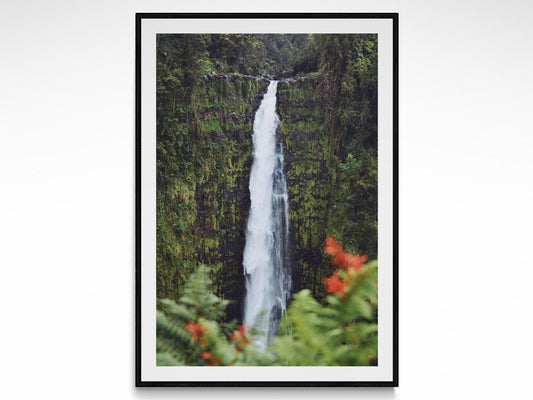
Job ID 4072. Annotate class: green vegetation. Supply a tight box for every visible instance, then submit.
[277,34,377,299]
[157,242,377,366]
[157,266,275,366]
[157,35,274,320]
[156,33,377,328]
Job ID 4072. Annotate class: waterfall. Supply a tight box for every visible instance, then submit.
[243,81,291,351]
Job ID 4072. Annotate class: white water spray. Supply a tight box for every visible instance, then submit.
[243,81,291,350]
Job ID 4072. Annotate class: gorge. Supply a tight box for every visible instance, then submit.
[243,81,291,348]
[156,34,378,325]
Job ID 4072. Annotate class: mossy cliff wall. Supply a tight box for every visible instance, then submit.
[158,72,377,320]
[157,75,269,321]
[277,73,377,300]
[277,77,335,298]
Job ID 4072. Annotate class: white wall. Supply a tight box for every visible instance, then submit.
[1,1,532,399]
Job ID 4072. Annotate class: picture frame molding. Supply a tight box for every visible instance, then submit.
[135,12,398,387]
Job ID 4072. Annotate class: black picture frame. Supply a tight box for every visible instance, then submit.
[136,12,398,387]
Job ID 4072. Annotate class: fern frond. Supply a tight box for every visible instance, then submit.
[156,337,187,364]
[156,352,185,366]
[158,298,195,322]
[156,312,193,346]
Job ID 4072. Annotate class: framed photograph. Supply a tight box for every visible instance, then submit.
[136,13,398,386]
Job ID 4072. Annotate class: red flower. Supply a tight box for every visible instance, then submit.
[332,252,368,271]
[205,353,223,366]
[325,236,368,271]
[238,325,250,345]
[324,236,342,256]
[323,271,349,296]
[185,321,205,340]
[200,351,224,366]
[230,325,251,351]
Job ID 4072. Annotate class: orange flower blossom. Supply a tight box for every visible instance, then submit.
[324,236,342,256]
[229,324,251,351]
[185,321,205,340]
[322,271,349,295]
[332,252,368,271]
[325,236,368,271]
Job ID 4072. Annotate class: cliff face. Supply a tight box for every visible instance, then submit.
[158,73,376,321]
[156,34,378,324]
[157,74,332,321]
[157,76,269,321]
[276,77,337,298]
[276,77,378,300]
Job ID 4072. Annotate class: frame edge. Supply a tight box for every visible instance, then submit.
[134,11,399,387]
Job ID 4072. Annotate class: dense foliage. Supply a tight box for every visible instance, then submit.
[276,34,377,297]
[156,33,377,320]
[157,266,274,366]
[157,239,377,366]
[156,35,270,319]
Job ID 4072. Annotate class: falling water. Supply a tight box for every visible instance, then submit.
[243,81,291,351]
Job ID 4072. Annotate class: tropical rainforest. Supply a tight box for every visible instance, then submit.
[156,34,378,366]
